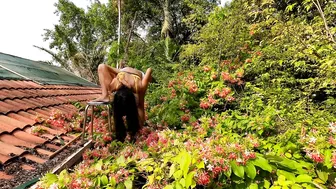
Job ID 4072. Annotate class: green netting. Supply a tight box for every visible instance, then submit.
[0,67,24,80]
[0,53,98,87]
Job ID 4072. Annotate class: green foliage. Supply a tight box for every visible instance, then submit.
[38,0,336,188]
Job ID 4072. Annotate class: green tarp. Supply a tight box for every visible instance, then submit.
[0,67,23,80]
[0,53,98,87]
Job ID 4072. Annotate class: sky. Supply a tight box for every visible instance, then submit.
[0,0,230,62]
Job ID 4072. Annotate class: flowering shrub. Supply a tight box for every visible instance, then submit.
[36,108,336,188]
[36,0,336,188]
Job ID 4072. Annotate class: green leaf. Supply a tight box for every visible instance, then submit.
[116,183,125,189]
[245,162,256,179]
[324,150,332,168]
[173,170,183,180]
[175,182,183,189]
[179,151,191,178]
[224,165,232,177]
[292,184,303,189]
[100,175,109,186]
[196,161,205,169]
[146,166,153,172]
[296,174,312,183]
[179,178,186,187]
[95,159,103,170]
[169,164,176,178]
[249,183,258,189]
[110,177,116,186]
[124,178,133,189]
[117,156,126,165]
[285,153,292,158]
[264,179,270,188]
[277,170,296,181]
[230,161,244,178]
[185,171,195,188]
[42,173,58,185]
[316,170,328,183]
[163,185,174,189]
[253,157,272,172]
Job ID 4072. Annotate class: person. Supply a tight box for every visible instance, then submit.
[93,63,153,129]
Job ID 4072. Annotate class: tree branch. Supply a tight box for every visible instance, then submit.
[312,0,335,43]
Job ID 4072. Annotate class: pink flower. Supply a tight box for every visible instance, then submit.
[181,114,190,122]
[213,166,222,177]
[228,153,237,160]
[101,110,108,117]
[307,152,324,163]
[200,101,210,109]
[203,66,211,72]
[196,171,210,185]
[331,152,336,168]
[226,96,235,102]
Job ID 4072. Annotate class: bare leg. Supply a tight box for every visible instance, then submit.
[92,64,119,102]
[138,106,144,128]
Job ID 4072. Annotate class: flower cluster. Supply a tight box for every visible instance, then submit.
[31,126,47,136]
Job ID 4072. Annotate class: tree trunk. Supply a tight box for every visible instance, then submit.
[123,12,138,65]
[117,0,122,68]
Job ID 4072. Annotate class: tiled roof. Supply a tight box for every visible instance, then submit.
[0,79,100,179]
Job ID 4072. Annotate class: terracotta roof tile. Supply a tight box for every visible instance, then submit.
[0,134,36,148]
[45,143,61,151]
[0,141,25,156]
[17,111,39,121]
[7,113,36,125]
[35,148,54,156]
[0,171,13,180]
[61,135,73,142]
[0,78,100,181]
[0,120,18,133]
[0,154,10,163]
[12,130,46,144]
[27,110,49,119]
[21,164,35,170]
[0,101,14,114]
[0,115,28,130]
[22,154,46,164]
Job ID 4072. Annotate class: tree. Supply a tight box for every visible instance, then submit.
[37,0,117,83]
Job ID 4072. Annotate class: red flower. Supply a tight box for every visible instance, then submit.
[236,70,244,78]
[197,171,210,185]
[101,110,108,117]
[221,72,232,81]
[203,66,211,72]
[226,96,235,102]
[211,74,217,80]
[228,153,237,160]
[160,96,168,101]
[103,134,112,142]
[308,152,324,163]
[245,59,252,63]
[181,114,190,122]
[213,166,222,177]
[200,101,210,109]
[329,136,336,145]
[171,89,176,98]
[189,84,198,93]
[70,179,81,189]
[208,95,217,105]
[168,80,175,88]
[214,88,220,96]
[222,60,231,65]
[332,153,336,168]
